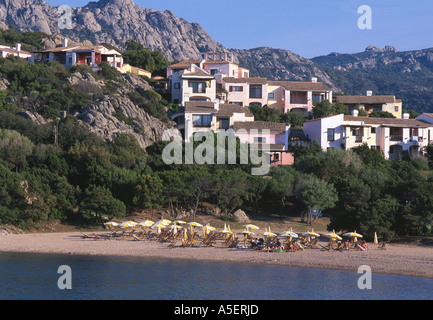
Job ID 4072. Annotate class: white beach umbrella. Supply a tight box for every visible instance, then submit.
[120,221,137,228]
[104,221,119,228]
[279,231,298,238]
[187,222,203,228]
[138,220,154,227]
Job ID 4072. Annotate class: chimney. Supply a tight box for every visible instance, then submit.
[62,38,68,47]
[402,113,410,119]
[285,123,290,151]
[366,90,373,96]
[15,43,21,52]
[311,77,318,83]
[214,99,220,111]
[352,109,359,117]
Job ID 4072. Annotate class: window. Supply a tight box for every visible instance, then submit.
[231,101,243,106]
[254,137,266,143]
[229,86,243,92]
[189,81,206,93]
[219,118,229,129]
[210,69,218,75]
[68,57,72,64]
[389,146,395,154]
[174,83,180,89]
[193,115,212,127]
[395,106,399,112]
[273,153,280,161]
[268,93,275,99]
[371,127,376,134]
[352,129,360,136]
[312,94,323,104]
[327,128,335,141]
[249,85,262,99]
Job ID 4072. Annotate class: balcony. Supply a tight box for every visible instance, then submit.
[390,135,403,142]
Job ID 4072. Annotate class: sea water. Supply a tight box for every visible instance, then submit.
[0,252,432,300]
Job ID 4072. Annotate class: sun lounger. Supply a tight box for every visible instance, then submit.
[377,241,386,250]
[80,232,93,239]
[319,243,331,251]
[333,242,344,252]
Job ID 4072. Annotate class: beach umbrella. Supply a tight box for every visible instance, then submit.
[161,219,172,226]
[243,224,259,230]
[344,231,363,238]
[241,229,255,235]
[279,231,298,238]
[344,231,363,241]
[187,222,203,228]
[324,230,342,240]
[168,224,183,235]
[138,220,154,227]
[199,224,215,238]
[152,222,167,234]
[258,227,276,238]
[120,221,137,228]
[302,229,320,238]
[104,221,119,228]
[374,232,378,244]
[173,220,187,225]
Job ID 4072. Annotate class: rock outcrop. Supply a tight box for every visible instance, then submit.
[0,0,226,61]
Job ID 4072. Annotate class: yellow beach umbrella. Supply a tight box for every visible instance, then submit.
[258,227,276,238]
[120,221,137,228]
[243,224,259,231]
[302,229,320,238]
[187,222,203,228]
[325,230,342,240]
[168,224,183,235]
[138,220,154,227]
[374,232,378,244]
[279,231,298,238]
[173,220,187,225]
[344,231,363,238]
[104,221,119,228]
[152,222,167,234]
[161,219,172,226]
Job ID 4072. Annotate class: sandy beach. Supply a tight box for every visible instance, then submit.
[1,231,433,279]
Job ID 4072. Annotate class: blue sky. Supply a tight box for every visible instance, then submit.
[48,0,433,58]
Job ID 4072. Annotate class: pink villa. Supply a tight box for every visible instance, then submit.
[222,77,332,115]
[0,43,32,60]
[30,39,124,72]
[232,121,294,166]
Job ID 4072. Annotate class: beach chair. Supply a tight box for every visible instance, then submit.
[80,232,93,239]
[377,241,386,250]
[333,241,344,252]
[319,243,331,251]
[304,238,319,249]
[132,234,144,241]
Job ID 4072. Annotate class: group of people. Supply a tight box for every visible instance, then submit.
[343,239,368,251]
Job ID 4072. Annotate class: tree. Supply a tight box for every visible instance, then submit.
[133,173,164,219]
[268,166,297,214]
[295,175,338,225]
[79,185,126,221]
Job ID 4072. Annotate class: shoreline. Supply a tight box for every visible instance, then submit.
[1,231,433,279]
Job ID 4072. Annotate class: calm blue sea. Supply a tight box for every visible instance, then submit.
[0,252,432,300]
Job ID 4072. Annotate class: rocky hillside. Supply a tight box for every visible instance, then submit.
[2,0,433,112]
[0,0,226,61]
[311,46,433,113]
[232,47,339,91]
[71,73,176,149]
